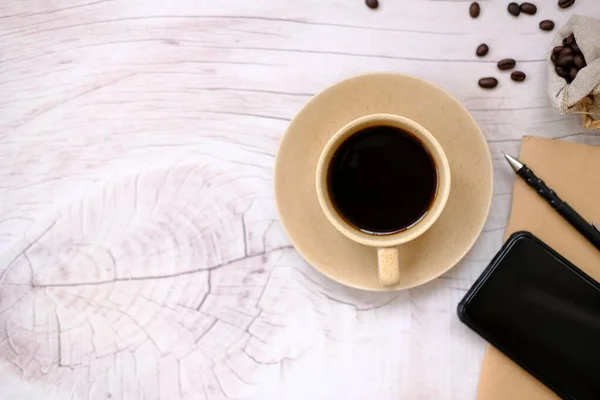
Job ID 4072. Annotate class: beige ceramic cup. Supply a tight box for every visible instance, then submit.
[316,114,451,287]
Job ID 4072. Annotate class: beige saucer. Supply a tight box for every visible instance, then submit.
[274,73,493,291]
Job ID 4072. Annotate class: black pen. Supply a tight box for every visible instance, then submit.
[504,153,600,252]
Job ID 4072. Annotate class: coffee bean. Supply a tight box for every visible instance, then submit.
[508,2,521,16]
[552,46,564,57]
[478,77,498,89]
[563,33,575,46]
[520,2,537,15]
[573,54,586,69]
[569,67,579,80]
[470,2,480,18]
[555,66,567,78]
[550,40,585,85]
[559,47,573,58]
[571,42,580,53]
[365,0,379,9]
[539,20,555,31]
[497,58,516,70]
[476,44,489,57]
[511,71,526,82]
[558,54,574,67]
[558,0,575,9]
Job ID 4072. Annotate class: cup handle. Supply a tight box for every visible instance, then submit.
[377,247,400,286]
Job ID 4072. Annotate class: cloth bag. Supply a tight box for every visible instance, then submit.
[548,15,600,130]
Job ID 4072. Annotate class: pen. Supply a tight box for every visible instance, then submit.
[503,153,600,252]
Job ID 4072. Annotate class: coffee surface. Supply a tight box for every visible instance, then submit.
[327,126,438,235]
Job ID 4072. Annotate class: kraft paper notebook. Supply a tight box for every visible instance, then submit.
[477,136,600,399]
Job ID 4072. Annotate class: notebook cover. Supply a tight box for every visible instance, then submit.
[477,136,600,400]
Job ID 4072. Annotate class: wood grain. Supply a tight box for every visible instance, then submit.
[1,1,599,399]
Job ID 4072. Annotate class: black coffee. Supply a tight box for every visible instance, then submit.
[327,125,438,235]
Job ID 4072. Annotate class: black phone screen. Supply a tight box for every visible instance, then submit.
[459,233,600,400]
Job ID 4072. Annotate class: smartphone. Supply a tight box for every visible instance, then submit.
[458,231,600,400]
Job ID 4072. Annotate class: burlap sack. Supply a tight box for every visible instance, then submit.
[547,15,600,130]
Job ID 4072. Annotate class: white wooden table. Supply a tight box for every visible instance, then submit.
[1,1,599,399]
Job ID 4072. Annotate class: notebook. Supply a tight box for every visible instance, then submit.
[478,136,600,399]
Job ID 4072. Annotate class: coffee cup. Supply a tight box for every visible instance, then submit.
[316,114,451,286]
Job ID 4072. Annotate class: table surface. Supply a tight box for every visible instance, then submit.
[1,1,599,399]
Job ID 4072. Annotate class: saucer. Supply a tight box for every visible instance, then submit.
[274,73,493,291]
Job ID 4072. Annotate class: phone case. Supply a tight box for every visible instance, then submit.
[457,231,600,400]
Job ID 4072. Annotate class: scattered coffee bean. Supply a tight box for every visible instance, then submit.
[476,43,489,57]
[511,71,526,82]
[520,2,537,15]
[563,33,575,46]
[558,0,575,9]
[478,77,498,89]
[365,0,379,9]
[569,67,579,80]
[539,20,555,31]
[470,2,480,18]
[574,54,586,69]
[470,0,577,90]
[498,58,516,70]
[508,2,521,16]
